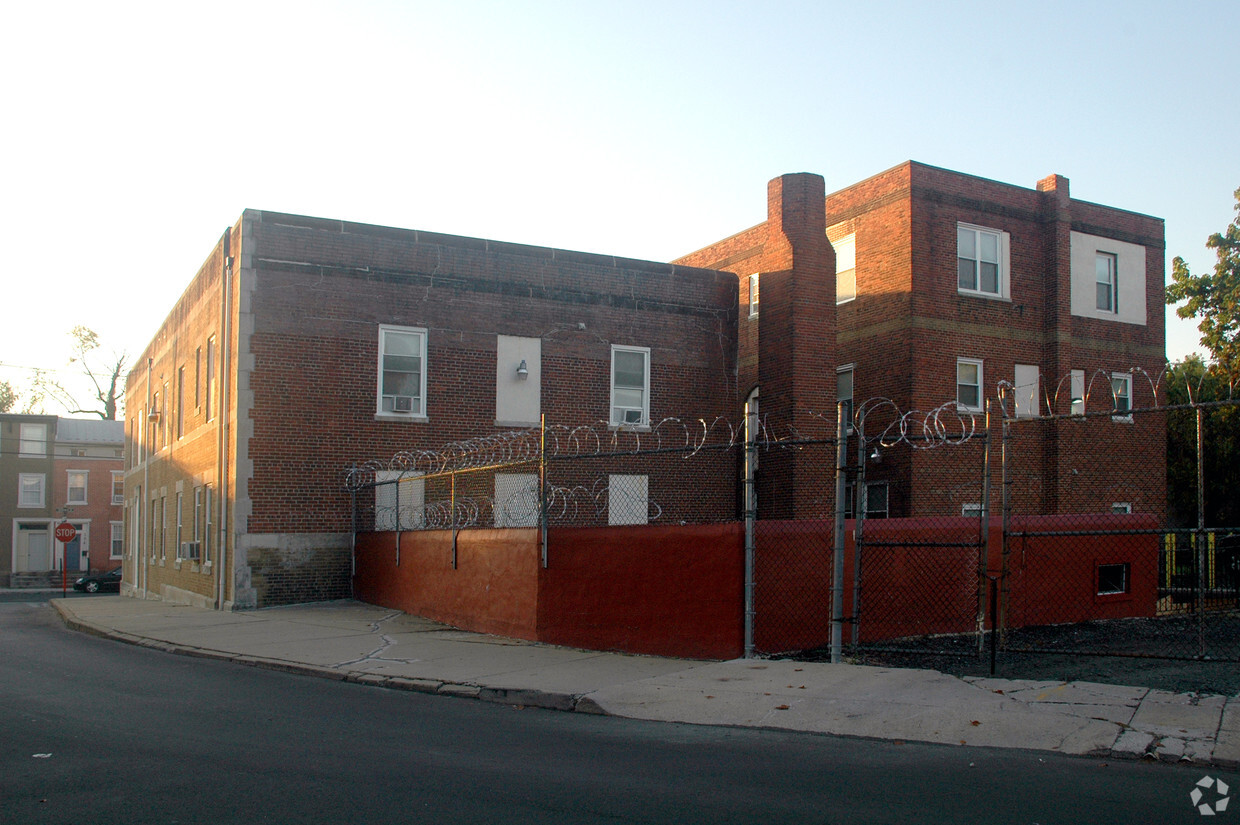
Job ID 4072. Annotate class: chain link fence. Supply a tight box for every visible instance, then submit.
[345,393,1240,665]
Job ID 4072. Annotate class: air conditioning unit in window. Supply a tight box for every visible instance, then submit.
[178,541,201,560]
[392,396,414,413]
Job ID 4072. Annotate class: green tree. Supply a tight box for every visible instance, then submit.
[1166,186,1240,385]
[1164,355,1240,528]
[0,379,16,413]
[32,326,127,420]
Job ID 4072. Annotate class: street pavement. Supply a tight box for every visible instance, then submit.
[50,595,1240,768]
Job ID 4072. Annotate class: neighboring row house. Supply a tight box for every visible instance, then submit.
[122,162,1166,609]
[2,415,125,585]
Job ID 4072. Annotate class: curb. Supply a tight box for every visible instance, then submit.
[47,602,1239,769]
[50,600,587,715]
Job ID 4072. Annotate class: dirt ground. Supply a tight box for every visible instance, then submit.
[796,614,1240,696]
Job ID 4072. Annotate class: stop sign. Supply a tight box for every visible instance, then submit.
[54,522,77,543]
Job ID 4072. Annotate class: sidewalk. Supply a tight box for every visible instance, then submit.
[52,596,1240,768]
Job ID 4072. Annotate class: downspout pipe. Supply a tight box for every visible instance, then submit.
[142,356,152,597]
[216,233,233,610]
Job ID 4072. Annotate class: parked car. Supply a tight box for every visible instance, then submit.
[73,568,122,594]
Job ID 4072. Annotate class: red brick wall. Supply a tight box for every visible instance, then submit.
[244,213,739,536]
[354,523,745,659]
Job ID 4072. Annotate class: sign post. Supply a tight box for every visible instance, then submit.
[54,522,77,596]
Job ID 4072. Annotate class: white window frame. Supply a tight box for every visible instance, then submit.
[962,503,984,518]
[748,274,760,319]
[834,233,857,305]
[18,474,45,508]
[112,471,125,505]
[836,365,854,434]
[608,474,649,526]
[956,223,1010,300]
[377,325,428,420]
[1111,372,1132,422]
[110,521,124,559]
[956,358,984,413]
[205,335,216,423]
[203,485,213,565]
[1096,251,1118,313]
[175,491,183,559]
[1111,502,1132,515]
[610,345,650,428]
[19,423,48,457]
[67,470,88,505]
[193,487,203,542]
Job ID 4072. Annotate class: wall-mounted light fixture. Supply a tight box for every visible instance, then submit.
[516,359,529,379]
[869,446,881,463]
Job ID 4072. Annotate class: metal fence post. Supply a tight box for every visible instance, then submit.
[743,402,757,659]
[831,402,848,664]
[1196,405,1207,658]
[976,401,992,655]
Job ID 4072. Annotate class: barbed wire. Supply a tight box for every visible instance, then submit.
[364,475,662,531]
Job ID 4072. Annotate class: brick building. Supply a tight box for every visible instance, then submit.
[2,415,124,585]
[123,162,1166,610]
[122,211,737,609]
[676,162,1166,520]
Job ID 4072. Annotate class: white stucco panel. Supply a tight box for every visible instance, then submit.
[1069,231,1147,326]
[495,335,541,426]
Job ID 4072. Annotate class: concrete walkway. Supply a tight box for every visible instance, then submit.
[52,597,1240,767]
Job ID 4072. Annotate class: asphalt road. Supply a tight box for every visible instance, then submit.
[0,600,1232,825]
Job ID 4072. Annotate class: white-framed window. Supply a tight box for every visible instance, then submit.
[19,423,48,457]
[176,365,186,439]
[374,471,425,530]
[494,473,539,528]
[1069,232,1146,325]
[205,335,216,422]
[836,365,854,433]
[203,485,213,564]
[956,358,984,412]
[193,487,203,542]
[834,233,857,305]
[175,492,183,557]
[748,274,760,318]
[610,345,650,427]
[1111,372,1132,421]
[1070,369,1086,416]
[159,496,167,559]
[67,470,88,505]
[1096,252,1118,313]
[1013,364,1039,419]
[377,325,427,418]
[110,521,124,558]
[957,223,1009,299]
[112,471,125,505]
[18,474,45,508]
[1111,502,1132,515]
[962,503,984,518]
[608,474,649,526]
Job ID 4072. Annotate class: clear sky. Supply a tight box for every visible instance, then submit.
[2,0,1234,417]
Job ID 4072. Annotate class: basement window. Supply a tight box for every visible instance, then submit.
[1097,563,1129,596]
